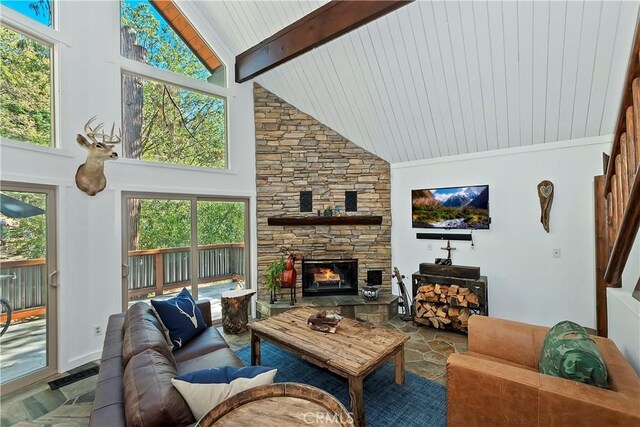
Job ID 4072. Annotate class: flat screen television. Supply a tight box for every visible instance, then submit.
[412,185,490,229]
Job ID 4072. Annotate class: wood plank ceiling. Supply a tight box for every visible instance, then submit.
[195,1,640,164]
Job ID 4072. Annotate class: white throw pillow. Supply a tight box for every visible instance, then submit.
[171,366,277,420]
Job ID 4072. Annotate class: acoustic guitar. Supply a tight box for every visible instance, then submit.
[393,266,413,321]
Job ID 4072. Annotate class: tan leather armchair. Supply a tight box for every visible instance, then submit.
[446,316,640,427]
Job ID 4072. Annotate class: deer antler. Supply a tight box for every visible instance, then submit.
[84,116,121,145]
[172,300,198,328]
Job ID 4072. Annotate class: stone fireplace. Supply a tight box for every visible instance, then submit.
[254,84,391,307]
[302,259,358,296]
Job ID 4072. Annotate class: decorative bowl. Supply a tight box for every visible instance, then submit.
[362,285,380,301]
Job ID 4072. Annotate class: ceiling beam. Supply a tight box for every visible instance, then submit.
[235,0,413,83]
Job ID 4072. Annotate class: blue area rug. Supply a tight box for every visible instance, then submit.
[236,342,446,427]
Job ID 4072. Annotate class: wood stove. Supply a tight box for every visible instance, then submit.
[302,259,358,296]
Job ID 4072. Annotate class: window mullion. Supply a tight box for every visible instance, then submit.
[190,197,198,300]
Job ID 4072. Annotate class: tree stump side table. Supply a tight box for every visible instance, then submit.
[221,289,255,334]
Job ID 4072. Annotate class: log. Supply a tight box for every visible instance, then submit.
[458,309,470,323]
[448,307,461,317]
[222,290,256,334]
[466,293,479,306]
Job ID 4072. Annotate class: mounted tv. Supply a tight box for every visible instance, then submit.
[412,185,490,230]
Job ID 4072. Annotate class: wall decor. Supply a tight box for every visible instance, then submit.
[300,191,312,212]
[345,191,358,212]
[537,180,554,232]
[75,117,121,196]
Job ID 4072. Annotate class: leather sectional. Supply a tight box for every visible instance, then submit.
[90,300,243,427]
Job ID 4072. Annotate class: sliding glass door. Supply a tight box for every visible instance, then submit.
[0,183,57,394]
[122,194,249,322]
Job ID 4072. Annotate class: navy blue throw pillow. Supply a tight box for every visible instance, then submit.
[151,288,206,349]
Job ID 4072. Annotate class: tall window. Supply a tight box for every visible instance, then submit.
[0,22,53,147]
[120,0,227,168]
[123,195,248,322]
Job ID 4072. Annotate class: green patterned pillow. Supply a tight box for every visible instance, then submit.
[539,320,609,388]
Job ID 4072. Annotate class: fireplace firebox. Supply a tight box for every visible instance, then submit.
[302,259,358,296]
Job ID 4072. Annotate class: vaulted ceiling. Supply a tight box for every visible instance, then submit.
[196,1,640,164]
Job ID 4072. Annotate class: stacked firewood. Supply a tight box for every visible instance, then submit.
[413,284,479,330]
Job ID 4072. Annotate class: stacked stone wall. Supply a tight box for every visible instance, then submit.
[254,84,391,297]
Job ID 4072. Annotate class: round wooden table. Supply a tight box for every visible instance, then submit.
[196,383,351,426]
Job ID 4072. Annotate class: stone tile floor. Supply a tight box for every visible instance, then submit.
[0,318,467,426]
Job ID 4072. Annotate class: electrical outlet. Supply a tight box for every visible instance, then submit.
[94,325,102,336]
[553,249,561,258]
[427,242,433,251]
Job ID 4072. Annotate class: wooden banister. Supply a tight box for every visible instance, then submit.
[595,13,640,336]
[604,16,640,194]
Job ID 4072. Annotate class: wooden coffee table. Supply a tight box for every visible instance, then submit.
[248,307,409,427]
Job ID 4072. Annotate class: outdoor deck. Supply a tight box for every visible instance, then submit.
[0,242,245,385]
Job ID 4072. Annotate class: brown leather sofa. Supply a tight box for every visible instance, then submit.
[90,300,243,427]
[447,316,640,426]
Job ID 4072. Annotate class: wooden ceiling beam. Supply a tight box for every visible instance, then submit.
[235,0,413,83]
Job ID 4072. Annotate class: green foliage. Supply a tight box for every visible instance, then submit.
[120,0,211,81]
[0,26,52,146]
[137,199,191,250]
[0,192,46,260]
[265,258,286,291]
[197,202,245,246]
[134,199,244,251]
[120,1,226,168]
[136,78,226,167]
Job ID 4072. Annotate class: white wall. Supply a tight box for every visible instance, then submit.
[391,136,612,329]
[0,1,257,371]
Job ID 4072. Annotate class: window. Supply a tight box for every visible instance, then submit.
[0,26,53,147]
[120,0,228,169]
[121,74,226,168]
[120,0,224,85]
[0,0,53,27]
[123,195,249,322]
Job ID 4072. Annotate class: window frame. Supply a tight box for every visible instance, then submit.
[120,191,252,317]
[119,67,229,170]
[118,1,231,171]
[0,6,59,150]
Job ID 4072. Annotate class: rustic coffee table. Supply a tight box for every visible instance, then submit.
[248,307,409,427]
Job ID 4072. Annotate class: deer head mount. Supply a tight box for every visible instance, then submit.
[75,117,121,196]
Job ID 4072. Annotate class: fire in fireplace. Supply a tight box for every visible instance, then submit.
[302,259,358,296]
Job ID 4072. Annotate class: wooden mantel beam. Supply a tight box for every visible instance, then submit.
[235,0,413,83]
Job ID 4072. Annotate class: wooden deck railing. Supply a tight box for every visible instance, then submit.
[126,243,245,299]
[0,243,246,310]
[0,258,47,320]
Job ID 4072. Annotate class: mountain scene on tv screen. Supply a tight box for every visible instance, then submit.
[412,186,490,229]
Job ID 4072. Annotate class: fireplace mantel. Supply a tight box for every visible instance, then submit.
[267,215,383,226]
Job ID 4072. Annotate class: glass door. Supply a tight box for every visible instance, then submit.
[122,194,250,322]
[196,200,248,321]
[0,183,57,393]
[123,197,192,306]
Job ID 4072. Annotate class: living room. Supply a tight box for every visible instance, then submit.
[0,0,639,426]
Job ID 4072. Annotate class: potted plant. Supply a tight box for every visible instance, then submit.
[266,258,286,304]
